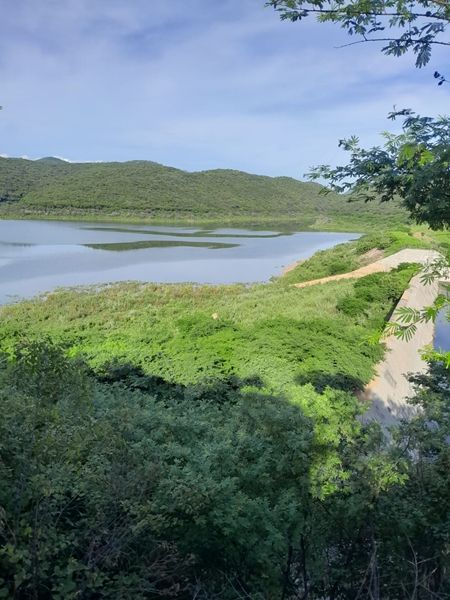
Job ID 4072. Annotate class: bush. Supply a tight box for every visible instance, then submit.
[337,266,417,317]
[356,232,395,254]
[0,341,317,599]
[336,294,369,316]
[1,341,449,598]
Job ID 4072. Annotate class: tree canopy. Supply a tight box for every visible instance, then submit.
[268,0,450,69]
[269,2,450,230]
[309,109,450,229]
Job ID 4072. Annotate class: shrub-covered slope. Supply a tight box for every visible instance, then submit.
[0,157,408,227]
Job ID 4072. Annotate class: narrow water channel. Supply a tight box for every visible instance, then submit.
[434,308,450,351]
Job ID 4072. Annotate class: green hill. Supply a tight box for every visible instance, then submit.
[0,157,408,228]
[35,156,69,165]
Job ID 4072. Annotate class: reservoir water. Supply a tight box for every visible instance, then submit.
[434,309,450,351]
[0,220,359,304]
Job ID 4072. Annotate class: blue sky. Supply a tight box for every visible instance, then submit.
[1,0,449,177]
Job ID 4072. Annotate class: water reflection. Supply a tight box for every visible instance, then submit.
[434,309,450,351]
[434,282,450,351]
[86,240,240,252]
[0,219,360,304]
[85,226,287,239]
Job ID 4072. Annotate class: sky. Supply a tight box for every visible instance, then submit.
[0,0,449,178]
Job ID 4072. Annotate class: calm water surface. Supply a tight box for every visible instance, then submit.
[434,308,450,351]
[0,220,360,304]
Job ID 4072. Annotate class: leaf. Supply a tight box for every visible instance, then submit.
[418,148,435,165]
[394,307,421,324]
[398,143,417,163]
[395,323,418,342]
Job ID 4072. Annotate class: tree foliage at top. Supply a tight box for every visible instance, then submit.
[268,0,450,68]
[309,109,450,229]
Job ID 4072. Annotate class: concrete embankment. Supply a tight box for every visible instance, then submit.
[360,271,440,427]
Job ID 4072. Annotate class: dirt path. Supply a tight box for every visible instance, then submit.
[294,249,441,288]
[293,249,442,426]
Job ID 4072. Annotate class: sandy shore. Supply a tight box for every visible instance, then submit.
[281,258,305,275]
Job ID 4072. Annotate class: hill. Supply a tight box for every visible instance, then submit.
[0,157,408,228]
[35,156,69,165]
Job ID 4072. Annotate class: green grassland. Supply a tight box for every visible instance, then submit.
[0,156,408,230]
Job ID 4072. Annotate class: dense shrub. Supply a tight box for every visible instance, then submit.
[337,265,419,317]
[356,231,395,253]
[0,342,449,598]
[0,342,316,598]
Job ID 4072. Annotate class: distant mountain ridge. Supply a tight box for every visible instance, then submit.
[0,156,407,227]
[35,156,69,165]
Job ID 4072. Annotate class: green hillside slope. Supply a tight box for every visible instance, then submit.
[0,157,408,228]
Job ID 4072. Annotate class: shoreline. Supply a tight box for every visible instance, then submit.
[0,211,380,233]
[281,258,306,275]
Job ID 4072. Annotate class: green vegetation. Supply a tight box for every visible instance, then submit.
[336,264,420,318]
[0,262,416,399]
[0,231,449,597]
[0,157,408,230]
[1,0,448,595]
[309,111,450,230]
[0,230,437,396]
[0,333,449,598]
[281,229,433,284]
[268,1,450,70]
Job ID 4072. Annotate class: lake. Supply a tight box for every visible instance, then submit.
[0,220,359,304]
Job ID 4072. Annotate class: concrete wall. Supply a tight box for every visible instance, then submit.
[361,273,441,427]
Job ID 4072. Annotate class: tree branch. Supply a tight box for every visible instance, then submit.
[335,38,450,49]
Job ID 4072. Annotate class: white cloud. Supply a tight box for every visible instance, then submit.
[0,0,448,176]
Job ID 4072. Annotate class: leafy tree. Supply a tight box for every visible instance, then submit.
[267,0,450,69]
[269,0,450,353]
[309,109,450,229]
[268,2,450,231]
